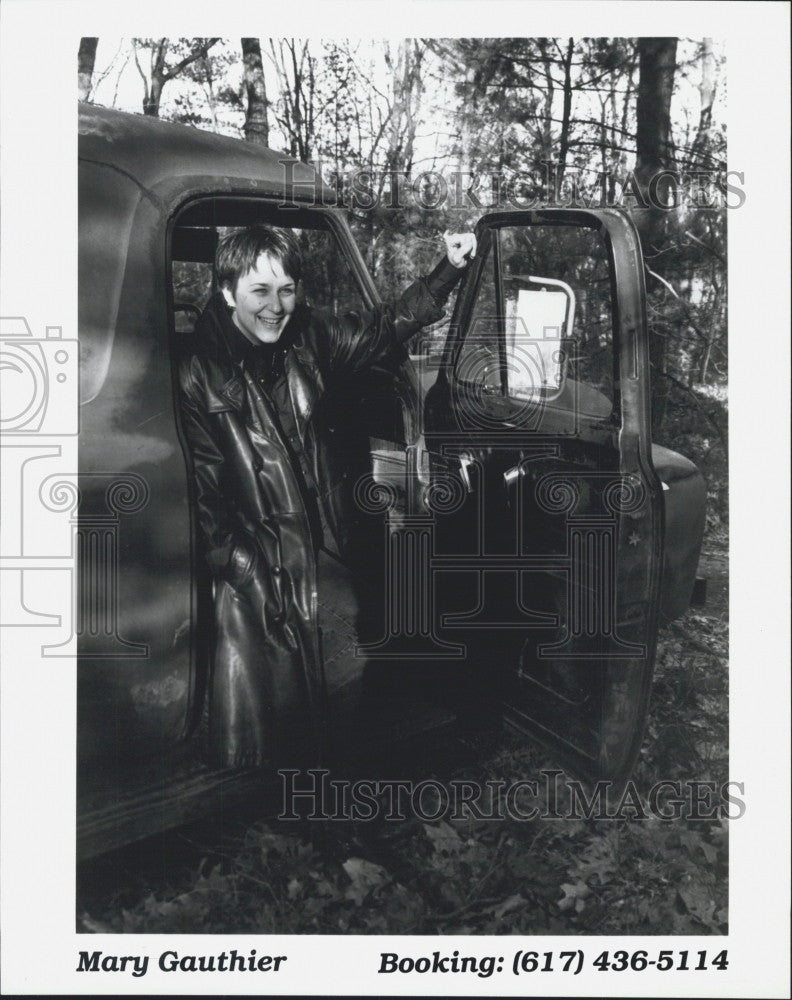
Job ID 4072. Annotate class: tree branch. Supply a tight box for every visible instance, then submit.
[645,266,681,300]
[131,41,150,103]
[684,229,726,265]
[162,37,220,82]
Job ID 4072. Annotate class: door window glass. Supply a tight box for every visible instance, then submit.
[455,223,616,420]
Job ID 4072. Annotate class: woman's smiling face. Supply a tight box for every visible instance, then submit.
[222,252,297,344]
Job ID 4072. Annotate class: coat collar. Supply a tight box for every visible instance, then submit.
[203,292,290,372]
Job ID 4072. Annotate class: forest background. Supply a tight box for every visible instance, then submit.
[79,35,728,506]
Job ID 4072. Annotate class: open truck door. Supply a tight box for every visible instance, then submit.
[423,209,664,784]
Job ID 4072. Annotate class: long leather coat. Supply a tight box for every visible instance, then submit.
[178,259,461,767]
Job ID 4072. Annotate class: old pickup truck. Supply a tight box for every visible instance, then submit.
[76,102,706,858]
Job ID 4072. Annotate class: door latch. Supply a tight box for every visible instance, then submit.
[458,452,475,493]
[503,464,523,488]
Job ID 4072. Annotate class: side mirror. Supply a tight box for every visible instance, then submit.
[504,275,574,397]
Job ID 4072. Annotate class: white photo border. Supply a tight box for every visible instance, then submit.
[0,1,789,996]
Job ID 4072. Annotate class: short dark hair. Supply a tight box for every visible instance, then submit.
[215,225,302,291]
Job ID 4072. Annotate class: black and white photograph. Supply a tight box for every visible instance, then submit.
[0,2,789,997]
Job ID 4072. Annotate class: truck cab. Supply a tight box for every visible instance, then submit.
[76,103,705,857]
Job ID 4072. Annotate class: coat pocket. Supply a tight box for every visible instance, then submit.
[226,532,288,625]
[225,539,258,588]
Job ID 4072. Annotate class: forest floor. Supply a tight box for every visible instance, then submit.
[78,529,729,936]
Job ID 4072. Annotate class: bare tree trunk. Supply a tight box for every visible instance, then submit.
[635,37,678,234]
[387,42,407,172]
[78,37,98,101]
[290,42,306,159]
[557,38,575,183]
[536,38,555,163]
[690,38,716,166]
[698,338,713,384]
[383,40,423,175]
[241,38,269,145]
[634,37,678,432]
[619,50,637,165]
[457,61,477,178]
[201,54,218,132]
[145,39,168,116]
